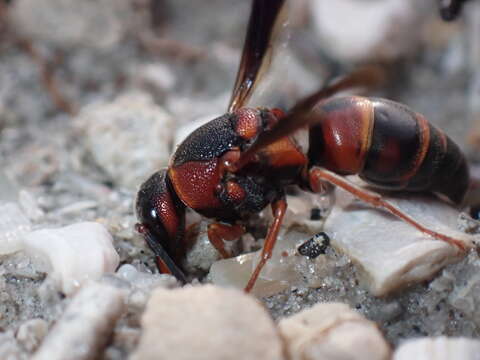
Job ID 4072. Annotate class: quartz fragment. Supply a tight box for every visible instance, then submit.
[278,302,391,360]
[131,285,285,360]
[209,228,330,297]
[32,282,126,360]
[324,184,473,296]
[208,192,330,297]
[76,92,173,189]
[23,222,120,295]
[393,337,480,360]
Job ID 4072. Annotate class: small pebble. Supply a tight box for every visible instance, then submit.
[310,0,422,62]
[23,222,120,295]
[32,282,126,360]
[324,183,474,296]
[393,336,480,359]
[131,285,285,360]
[16,318,48,353]
[76,92,173,189]
[278,302,391,360]
[297,232,330,259]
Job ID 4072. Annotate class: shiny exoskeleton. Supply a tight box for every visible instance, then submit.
[308,97,469,204]
[135,0,472,292]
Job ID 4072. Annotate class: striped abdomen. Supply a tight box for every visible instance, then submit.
[307,96,469,204]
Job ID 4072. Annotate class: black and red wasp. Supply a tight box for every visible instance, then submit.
[136,0,471,292]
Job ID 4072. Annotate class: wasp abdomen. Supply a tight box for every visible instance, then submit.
[308,97,469,204]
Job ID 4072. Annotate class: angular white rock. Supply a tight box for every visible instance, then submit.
[76,92,173,189]
[278,302,391,360]
[23,222,119,295]
[310,0,422,62]
[0,202,31,255]
[324,184,474,296]
[32,282,126,360]
[131,285,285,360]
[393,337,480,360]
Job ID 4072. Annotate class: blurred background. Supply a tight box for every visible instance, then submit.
[0,0,479,354]
[0,0,479,193]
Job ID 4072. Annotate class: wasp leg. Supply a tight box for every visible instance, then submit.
[308,167,471,252]
[207,223,245,259]
[244,198,287,293]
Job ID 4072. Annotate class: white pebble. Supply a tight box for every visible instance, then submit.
[324,182,474,296]
[279,302,391,360]
[23,222,119,295]
[131,285,285,360]
[310,0,421,62]
[76,92,173,189]
[393,337,480,360]
[32,282,126,360]
[16,318,48,353]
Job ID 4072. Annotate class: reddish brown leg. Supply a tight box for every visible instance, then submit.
[245,198,287,292]
[207,223,245,259]
[309,168,470,251]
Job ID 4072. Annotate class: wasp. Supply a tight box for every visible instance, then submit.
[136,0,471,292]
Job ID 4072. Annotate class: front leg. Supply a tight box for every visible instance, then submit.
[207,222,245,259]
[135,223,187,283]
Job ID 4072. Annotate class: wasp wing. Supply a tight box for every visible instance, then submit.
[228,0,288,112]
[232,66,385,171]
